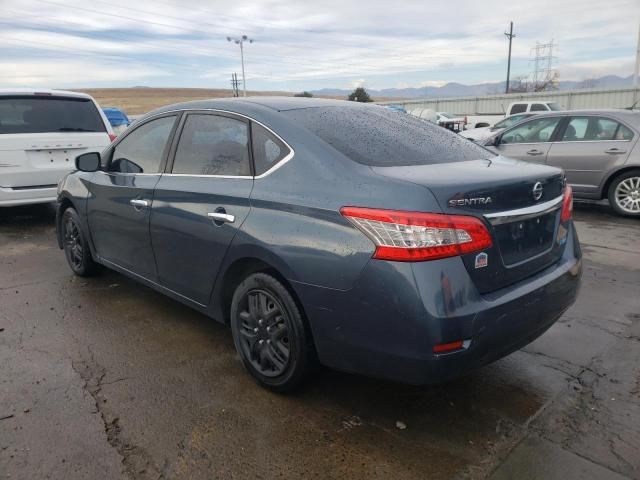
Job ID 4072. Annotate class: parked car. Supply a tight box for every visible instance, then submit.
[0,88,114,207]
[102,106,131,136]
[507,101,563,116]
[460,113,537,142]
[383,104,407,113]
[437,111,467,132]
[56,97,581,391]
[484,109,640,217]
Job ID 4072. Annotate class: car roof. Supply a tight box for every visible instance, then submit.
[518,108,639,122]
[0,88,94,99]
[150,96,359,115]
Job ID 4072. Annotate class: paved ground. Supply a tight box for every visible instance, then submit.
[1,202,638,480]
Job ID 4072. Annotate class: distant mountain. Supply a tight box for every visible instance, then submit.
[312,75,635,99]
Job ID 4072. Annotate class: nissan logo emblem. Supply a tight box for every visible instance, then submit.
[532,182,544,201]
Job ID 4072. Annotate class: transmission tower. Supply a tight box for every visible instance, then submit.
[530,40,558,89]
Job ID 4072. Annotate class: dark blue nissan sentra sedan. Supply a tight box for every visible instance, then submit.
[56,97,582,392]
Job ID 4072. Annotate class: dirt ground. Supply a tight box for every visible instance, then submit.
[1,202,639,480]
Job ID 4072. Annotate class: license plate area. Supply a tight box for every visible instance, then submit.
[493,210,559,266]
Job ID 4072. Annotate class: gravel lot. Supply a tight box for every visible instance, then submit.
[1,202,639,480]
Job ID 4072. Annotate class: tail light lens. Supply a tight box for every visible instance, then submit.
[108,133,117,142]
[560,185,573,222]
[340,207,492,262]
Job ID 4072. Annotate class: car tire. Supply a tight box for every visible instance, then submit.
[230,272,314,392]
[61,207,101,276]
[607,170,640,217]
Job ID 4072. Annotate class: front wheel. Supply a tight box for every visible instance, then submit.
[62,207,101,276]
[608,171,640,217]
[230,273,314,392]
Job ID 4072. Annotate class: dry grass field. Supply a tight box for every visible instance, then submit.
[76,87,403,115]
[77,87,292,115]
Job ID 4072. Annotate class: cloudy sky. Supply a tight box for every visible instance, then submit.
[2,0,639,91]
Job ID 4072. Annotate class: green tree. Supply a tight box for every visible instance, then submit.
[294,91,313,98]
[348,87,373,102]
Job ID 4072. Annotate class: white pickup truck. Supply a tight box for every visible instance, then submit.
[0,89,114,207]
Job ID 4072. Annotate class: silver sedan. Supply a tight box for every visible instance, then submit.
[485,109,640,217]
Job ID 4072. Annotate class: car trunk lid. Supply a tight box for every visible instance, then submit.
[372,157,567,293]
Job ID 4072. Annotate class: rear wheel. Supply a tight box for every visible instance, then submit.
[230,272,313,392]
[62,207,100,276]
[608,170,640,217]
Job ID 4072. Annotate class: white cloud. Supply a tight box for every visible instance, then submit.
[1,0,638,89]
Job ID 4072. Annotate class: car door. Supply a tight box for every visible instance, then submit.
[489,115,563,163]
[546,115,635,195]
[87,113,179,280]
[150,111,254,305]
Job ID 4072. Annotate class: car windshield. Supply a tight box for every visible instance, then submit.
[547,102,562,111]
[493,114,530,129]
[0,96,106,134]
[439,112,456,119]
[284,106,492,167]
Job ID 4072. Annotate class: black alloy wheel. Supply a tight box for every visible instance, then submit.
[230,273,314,392]
[62,207,100,276]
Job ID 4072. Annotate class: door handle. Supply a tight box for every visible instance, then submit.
[605,148,626,154]
[130,199,150,208]
[207,212,235,224]
[526,149,544,156]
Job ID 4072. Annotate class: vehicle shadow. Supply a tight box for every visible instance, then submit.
[0,202,56,229]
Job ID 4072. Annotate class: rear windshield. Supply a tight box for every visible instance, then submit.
[547,102,562,111]
[0,96,106,134]
[284,106,491,166]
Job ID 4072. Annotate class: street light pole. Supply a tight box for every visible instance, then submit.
[227,35,254,97]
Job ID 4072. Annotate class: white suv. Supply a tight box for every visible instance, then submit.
[0,89,113,207]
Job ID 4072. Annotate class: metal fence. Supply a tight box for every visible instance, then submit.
[378,87,640,116]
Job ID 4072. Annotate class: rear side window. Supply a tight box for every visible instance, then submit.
[509,103,527,115]
[109,116,176,174]
[530,103,548,112]
[562,116,634,142]
[0,96,106,134]
[172,114,250,176]
[284,106,490,167]
[251,123,290,175]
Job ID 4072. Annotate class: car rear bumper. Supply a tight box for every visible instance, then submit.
[0,186,58,207]
[293,223,582,385]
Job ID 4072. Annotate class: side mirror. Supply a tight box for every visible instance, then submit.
[485,135,501,147]
[75,152,101,172]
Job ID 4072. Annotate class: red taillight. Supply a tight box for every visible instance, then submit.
[340,207,493,262]
[560,185,573,222]
[464,116,468,125]
[433,340,464,354]
[108,133,117,142]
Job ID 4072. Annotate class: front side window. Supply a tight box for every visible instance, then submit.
[172,114,250,176]
[251,123,290,175]
[509,103,527,115]
[109,116,176,173]
[530,103,549,112]
[500,117,561,144]
[562,116,634,142]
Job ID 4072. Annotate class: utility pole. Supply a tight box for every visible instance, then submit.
[227,35,254,97]
[634,20,640,89]
[504,21,515,94]
[230,73,240,97]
